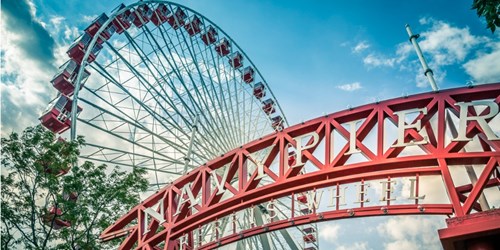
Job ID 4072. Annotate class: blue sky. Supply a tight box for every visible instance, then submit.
[2,0,499,249]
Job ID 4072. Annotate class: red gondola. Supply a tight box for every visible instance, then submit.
[51,59,91,96]
[43,207,71,230]
[271,115,283,131]
[303,227,316,234]
[36,158,71,176]
[201,26,217,45]
[297,195,308,204]
[151,3,170,26]
[84,13,108,37]
[84,14,115,45]
[67,33,103,64]
[253,82,265,99]
[184,15,202,36]
[111,4,133,34]
[131,4,153,28]
[39,95,82,134]
[262,99,275,115]
[303,234,316,243]
[166,8,186,29]
[63,191,79,202]
[242,66,254,83]
[45,163,71,176]
[229,52,243,69]
[215,38,230,56]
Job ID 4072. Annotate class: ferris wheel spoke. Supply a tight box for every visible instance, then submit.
[154,25,236,152]
[104,37,195,128]
[215,52,243,146]
[135,27,201,121]
[81,142,183,175]
[121,30,198,125]
[77,116,186,165]
[178,26,241,149]
[195,42,241,148]
[125,27,233,156]
[78,96,196,157]
[204,48,243,147]
[91,57,194,143]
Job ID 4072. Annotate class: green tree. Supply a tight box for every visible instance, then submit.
[472,0,500,33]
[1,126,148,249]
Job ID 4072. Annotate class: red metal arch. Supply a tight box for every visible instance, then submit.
[101,83,500,249]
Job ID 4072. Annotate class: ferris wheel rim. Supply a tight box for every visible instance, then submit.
[58,1,310,248]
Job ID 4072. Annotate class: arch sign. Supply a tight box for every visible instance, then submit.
[101,83,500,249]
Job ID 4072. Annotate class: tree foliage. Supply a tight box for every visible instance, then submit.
[472,0,500,33]
[1,126,149,249]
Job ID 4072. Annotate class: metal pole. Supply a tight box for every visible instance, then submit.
[405,24,439,92]
[184,114,200,174]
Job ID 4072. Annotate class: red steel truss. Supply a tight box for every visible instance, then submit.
[101,83,500,249]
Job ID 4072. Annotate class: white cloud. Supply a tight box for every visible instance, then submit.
[319,223,341,243]
[385,240,418,250]
[377,216,445,250]
[0,17,55,135]
[363,54,396,67]
[463,39,500,84]
[352,41,370,53]
[337,241,370,250]
[64,26,80,41]
[82,15,98,23]
[359,18,494,88]
[50,15,65,26]
[418,19,486,66]
[337,82,362,91]
[0,0,79,136]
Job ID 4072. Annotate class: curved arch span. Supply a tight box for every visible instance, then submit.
[102,83,500,249]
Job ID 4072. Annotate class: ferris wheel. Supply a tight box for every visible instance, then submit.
[39,1,319,249]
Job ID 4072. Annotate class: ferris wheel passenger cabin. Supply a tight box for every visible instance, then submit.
[63,191,79,202]
[131,4,153,28]
[201,26,217,45]
[271,115,284,131]
[167,8,187,29]
[151,3,170,26]
[303,234,317,243]
[262,99,276,115]
[43,207,71,230]
[84,13,108,37]
[253,82,265,99]
[51,59,91,96]
[185,15,202,36]
[66,33,103,64]
[229,51,243,68]
[39,95,83,134]
[303,227,316,234]
[215,38,231,56]
[111,4,133,33]
[242,66,254,83]
[84,13,116,44]
[297,194,308,204]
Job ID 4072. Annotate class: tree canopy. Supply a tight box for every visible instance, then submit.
[472,0,500,33]
[1,126,149,249]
